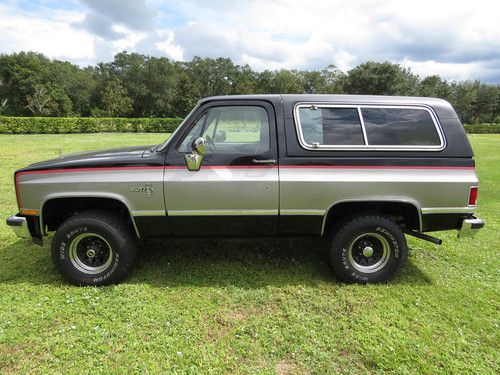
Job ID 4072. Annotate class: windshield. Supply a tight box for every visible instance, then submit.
[156,104,200,152]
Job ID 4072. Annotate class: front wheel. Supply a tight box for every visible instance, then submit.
[328,215,408,283]
[51,210,138,286]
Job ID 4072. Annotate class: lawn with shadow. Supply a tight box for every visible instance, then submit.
[0,133,498,374]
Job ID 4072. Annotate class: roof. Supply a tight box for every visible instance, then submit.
[198,94,450,107]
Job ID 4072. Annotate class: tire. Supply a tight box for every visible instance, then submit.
[328,215,407,284]
[51,210,138,286]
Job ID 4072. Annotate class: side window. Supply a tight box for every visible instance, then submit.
[298,107,365,146]
[177,111,208,153]
[361,108,441,146]
[178,106,270,154]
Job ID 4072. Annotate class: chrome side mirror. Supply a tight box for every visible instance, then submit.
[184,137,205,171]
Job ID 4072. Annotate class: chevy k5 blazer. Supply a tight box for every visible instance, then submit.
[7,95,484,285]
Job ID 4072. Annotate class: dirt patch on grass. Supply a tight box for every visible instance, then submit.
[0,343,42,373]
[275,359,309,375]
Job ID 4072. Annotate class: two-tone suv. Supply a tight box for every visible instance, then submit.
[7,95,484,285]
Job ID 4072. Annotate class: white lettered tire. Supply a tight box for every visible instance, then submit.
[329,215,408,283]
[51,210,138,286]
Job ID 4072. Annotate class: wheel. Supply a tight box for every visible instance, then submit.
[51,210,138,286]
[328,215,408,283]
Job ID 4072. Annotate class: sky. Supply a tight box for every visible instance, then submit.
[0,0,499,83]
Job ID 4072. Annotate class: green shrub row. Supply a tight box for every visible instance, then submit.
[1,116,499,135]
[464,124,500,134]
[0,117,183,134]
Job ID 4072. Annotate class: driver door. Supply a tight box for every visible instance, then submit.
[163,101,279,236]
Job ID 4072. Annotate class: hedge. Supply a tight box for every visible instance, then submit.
[1,116,500,135]
[464,124,500,134]
[0,117,183,134]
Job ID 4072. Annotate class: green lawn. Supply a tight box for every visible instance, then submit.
[0,133,498,374]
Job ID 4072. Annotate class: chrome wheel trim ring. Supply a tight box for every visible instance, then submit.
[348,233,391,274]
[68,233,113,275]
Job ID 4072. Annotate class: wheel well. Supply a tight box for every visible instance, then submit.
[323,201,421,234]
[42,197,137,236]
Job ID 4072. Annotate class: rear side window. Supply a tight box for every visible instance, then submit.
[361,107,441,146]
[295,104,444,150]
[298,107,364,146]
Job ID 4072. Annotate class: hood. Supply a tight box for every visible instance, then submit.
[19,145,158,172]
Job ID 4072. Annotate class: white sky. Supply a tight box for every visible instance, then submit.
[0,0,499,82]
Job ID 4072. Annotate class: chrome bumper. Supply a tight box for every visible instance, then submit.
[458,216,484,238]
[6,214,31,239]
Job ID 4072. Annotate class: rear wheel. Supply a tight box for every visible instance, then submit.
[51,210,138,286]
[328,215,407,283]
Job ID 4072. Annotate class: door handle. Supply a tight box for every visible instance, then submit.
[252,159,277,165]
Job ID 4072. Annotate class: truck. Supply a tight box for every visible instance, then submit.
[7,95,484,285]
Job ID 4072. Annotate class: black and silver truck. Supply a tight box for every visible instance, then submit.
[7,95,484,285]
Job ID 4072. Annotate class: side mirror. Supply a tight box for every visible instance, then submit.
[191,137,206,156]
[184,137,205,171]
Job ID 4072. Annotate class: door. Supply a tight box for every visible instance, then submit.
[164,101,279,236]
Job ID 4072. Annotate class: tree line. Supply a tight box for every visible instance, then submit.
[0,51,499,124]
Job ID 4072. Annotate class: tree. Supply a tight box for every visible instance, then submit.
[473,84,499,124]
[171,71,199,117]
[100,79,133,117]
[344,61,418,96]
[449,81,478,123]
[320,64,346,93]
[256,69,304,93]
[26,85,56,116]
[418,75,451,100]
[0,51,499,122]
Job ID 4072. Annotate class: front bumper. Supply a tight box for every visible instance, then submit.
[458,216,485,238]
[6,214,31,239]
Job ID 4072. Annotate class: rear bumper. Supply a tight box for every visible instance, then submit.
[458,216,484,237]
[6,214,31,239]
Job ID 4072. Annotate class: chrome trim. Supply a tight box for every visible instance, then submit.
[458,216,484,237]
[357,107,369,145]
[252,159,277,165]
[131,210,166,217]
[185,136,206,171]
[280,209,326,215]
[421,207,475,214]
[168,209,279,216]
[6,214,31,239]
[293,103,446,151]
[68,233,114,275]
[348,233,391,273]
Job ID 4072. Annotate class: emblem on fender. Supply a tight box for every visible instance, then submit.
[130,183,155,196]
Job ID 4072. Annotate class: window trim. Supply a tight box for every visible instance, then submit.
[175,104,272,154]
[293,103,446,151]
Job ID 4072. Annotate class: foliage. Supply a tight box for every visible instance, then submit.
[344,61,419,96]
[464,123,500,133]
[0,116,182,134]
[100,79,133,117]
[0,133,499,373]
[1,115,499,135]
[25,85,56,116]
[0,51,499,122]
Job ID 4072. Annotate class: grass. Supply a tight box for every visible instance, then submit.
[0,133,499,374]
